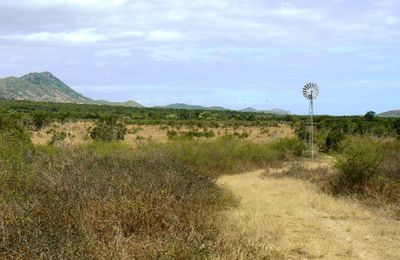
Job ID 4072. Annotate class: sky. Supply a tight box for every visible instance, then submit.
[0,0,399,115]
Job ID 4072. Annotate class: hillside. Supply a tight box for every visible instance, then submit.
[96,100,142,107]
[240,107,291,115]
[0,72,142,107]
[379,110,400,117]
[161,103,290,114]
[161,103,229,111]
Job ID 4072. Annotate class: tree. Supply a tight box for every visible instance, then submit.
[325,130,345,152]
[32,111,49,130]
[90,116,126,141]
[364,111,376,122]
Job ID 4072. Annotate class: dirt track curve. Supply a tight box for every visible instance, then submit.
[217,167,400,259]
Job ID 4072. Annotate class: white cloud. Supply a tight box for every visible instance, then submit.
[5,29,106,43]
[267,7,325,21]
[147,30,184,42]
[28,0,126,8]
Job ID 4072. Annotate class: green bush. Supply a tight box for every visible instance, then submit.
[0,113,34,199]
[269,138,306,159]
[32,111,49,130]
[90,116,126,141]
[325,130,345,152]
[48,131,67,145]
[333,137,385,194]
[153,137,304,178]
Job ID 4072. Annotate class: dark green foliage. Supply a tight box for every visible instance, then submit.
[233,131,249,139]
[90,116,127,141]
[167,129,215,140]
[325,130,345,152]
[167,130,179,139]
[32,111,49,130]
[364,111,376,122]
[48,131,67,145]
[295,125,307,140]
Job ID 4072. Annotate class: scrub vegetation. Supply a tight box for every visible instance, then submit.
[1,100,399,258]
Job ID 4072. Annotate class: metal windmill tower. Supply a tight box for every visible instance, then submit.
[303,82,320,160]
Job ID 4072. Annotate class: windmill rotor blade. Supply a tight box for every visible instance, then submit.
[302,82,320,100]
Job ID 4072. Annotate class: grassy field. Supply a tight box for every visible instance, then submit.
[218,165,400,259]
[1,110,400,258]
[29,121,295,145]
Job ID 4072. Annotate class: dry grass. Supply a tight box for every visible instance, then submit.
[30,122,295,145]
[217,164,400,259]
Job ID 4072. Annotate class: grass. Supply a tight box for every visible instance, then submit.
[1,119,304,259]
[1,144,237,258]
[217,168,400,259]
[150,135,305,178]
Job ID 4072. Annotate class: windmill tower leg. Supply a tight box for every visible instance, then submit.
[302,82,320,160]
[308,98,315,160]
[310,99,314,160]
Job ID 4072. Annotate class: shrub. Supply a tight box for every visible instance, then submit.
[233,131,249,139]
[167,130,178,139]
[325,130,345,152]
[269,138,306,159]
[32,111,49,130]
[0,113,34,198]
[333,137,385,194]
[0,144,235,259]
[48,131,67,145]
[90,117,126,141]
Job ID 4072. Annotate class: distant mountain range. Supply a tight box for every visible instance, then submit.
[159,103,291,114]
[379,110,400,117]
[0,72,142,107]
[0,73,292,114]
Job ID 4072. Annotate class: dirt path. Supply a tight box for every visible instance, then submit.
[217,167,400,259]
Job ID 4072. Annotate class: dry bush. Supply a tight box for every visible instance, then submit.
[1,144,235,259]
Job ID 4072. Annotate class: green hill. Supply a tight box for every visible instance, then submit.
[161,103,229,111]
[0,72,142,107]
[161,103,290,114]
[379,110,400,117]
[96,100,143,107]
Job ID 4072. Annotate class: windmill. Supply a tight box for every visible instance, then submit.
[303,82,320,160]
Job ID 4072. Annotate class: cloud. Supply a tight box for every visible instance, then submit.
[4,29,106,43]
[0,0,399,114]
[147,30,184,42]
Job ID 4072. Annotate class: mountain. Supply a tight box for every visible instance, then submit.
[0,72,93,104]
[161,103,290,115]
[263,108,291,115]
[239,107,258,112]
[96,100,143,107]
[0,72,142,107]
[240,107,290,115]
[379,110,400,117]
[161,103,229,111]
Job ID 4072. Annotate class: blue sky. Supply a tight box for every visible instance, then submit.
[0,0,399,115]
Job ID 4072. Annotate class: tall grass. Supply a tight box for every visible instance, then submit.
[1,144,236,258]
[1,120,304,258]
[151,135,306,178]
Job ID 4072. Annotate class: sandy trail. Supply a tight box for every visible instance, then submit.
[217,167,400,259]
